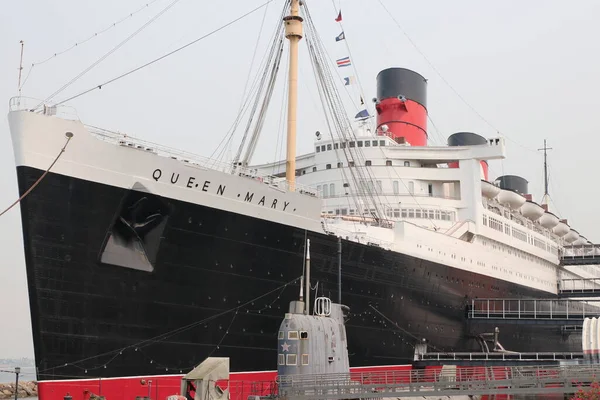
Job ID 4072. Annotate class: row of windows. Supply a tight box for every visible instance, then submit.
[417,239,553,287]
[512,227,528,243]
[317,180,426,198]
[316,139,388,153]
[387,208,455,221]
[307,160,410,175]
[278,330,309,340]
[487,204,559,254]
[483,214,557,255]
[324,207,456,222]
[317,183,336,198]
[278,353,309,366]
[484,238,553,268]
[478,238,554,287]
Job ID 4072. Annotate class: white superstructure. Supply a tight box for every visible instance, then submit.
[250,121,595,294]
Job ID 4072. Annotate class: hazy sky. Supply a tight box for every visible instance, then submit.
[1,0,599,359]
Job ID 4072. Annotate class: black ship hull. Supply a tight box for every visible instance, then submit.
[16,166,579,380]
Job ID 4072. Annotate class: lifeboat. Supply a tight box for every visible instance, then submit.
[520,200,545,221]
[573,235,588,246]
[553,221,570,237]
[538,211,559,229]
[497,189,526,209]
[481,180,501,199]
[564,228,580,244]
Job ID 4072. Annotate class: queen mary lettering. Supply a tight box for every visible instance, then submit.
[151,168,291,211]
[151,168,226,195]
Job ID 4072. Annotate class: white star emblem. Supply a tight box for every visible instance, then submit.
[281,342,290,352]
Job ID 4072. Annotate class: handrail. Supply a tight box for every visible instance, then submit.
[563,244,600,258]
[445,219,474,236]
[9,96,79,121]
[9,97,321,198]
[277,364,598,385]
[559,278,600,292]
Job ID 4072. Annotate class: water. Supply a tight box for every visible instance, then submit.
[0,366,37,383]
[0,366,37,399]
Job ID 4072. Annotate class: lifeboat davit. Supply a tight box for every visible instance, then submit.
[564,228,580,244]
[497,189,526,209]
[481,180,501,199]
[520,200,545,221]
[553,221,570,237]
[538,211,559,229]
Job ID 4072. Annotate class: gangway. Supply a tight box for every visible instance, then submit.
[559,278,600,298]
[467,298,600,324]
[276,364,600,399]
[561,244,600,266]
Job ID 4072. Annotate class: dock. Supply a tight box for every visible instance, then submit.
[276,364,600,399]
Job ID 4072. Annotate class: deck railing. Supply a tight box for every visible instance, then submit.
[9,97,319,198]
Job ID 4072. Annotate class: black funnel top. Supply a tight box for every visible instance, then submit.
[376,68,427,108]
[448,132,487,147]
[495,175,529,195]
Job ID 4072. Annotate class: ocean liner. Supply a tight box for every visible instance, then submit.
[5,0,598,395]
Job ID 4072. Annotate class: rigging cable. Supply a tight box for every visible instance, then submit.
[232,22,286,167]
[218,0,273,165]
[37,276,301,375]
[302,18,366,221]
[376,0,542,156]
[39,0,185,107]
[369,305,450,354]
[273,52,290,172]
[20,0,164,92]
[546,164,564,218]
[325,1,441,227]
[0,134,72,219]
[303,2,388,224]
[426,113,447,145]
[208,1,288,162]
[329,0,369,115]
[47,0,277,107]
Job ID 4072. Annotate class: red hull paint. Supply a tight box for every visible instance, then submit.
[38,364,561,399]
[38,365,413,400]
[375,98,427,146]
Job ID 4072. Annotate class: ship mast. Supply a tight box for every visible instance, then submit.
[17,40,25,96]
[283,0,303,191]
[538,139,552,205]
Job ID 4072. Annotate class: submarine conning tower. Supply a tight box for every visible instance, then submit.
[277,297,350,378]
[447,132,490,181]
[375,67,428,146]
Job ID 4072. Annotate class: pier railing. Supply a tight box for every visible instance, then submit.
[276,364,600,399]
